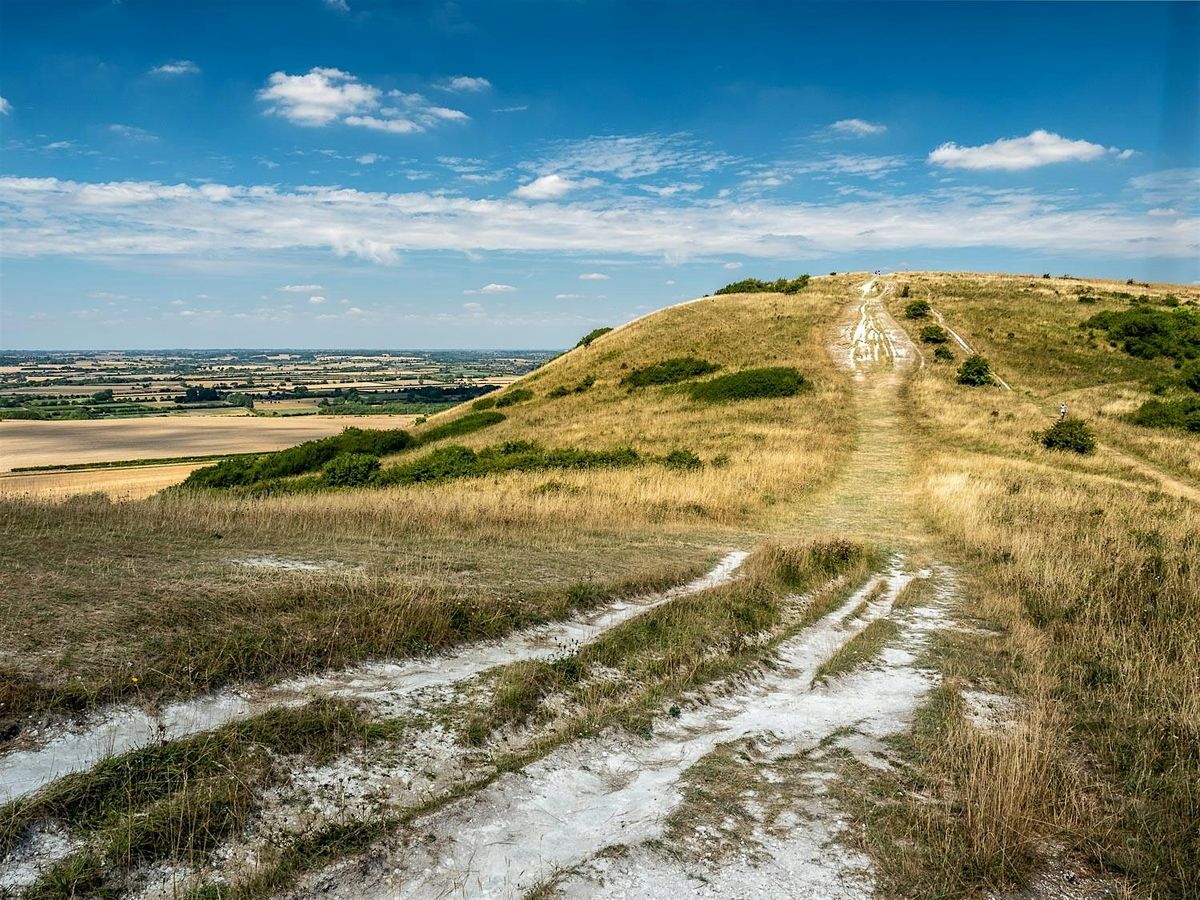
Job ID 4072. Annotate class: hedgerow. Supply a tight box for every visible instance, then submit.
[1129,396,1200,432]
[374,441,644,486]
[1081,307,1200,363]
[687,367,807,403]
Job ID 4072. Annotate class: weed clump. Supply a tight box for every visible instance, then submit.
[1037,417,1096,454]
[714,275,810,295]
[957,354,993,386]
[622,357,719,389]
[548,375,596,398]
[919,324,950,344]
[933,346,956,363]
[664,449,703,470]
[904,299,930,319]
[471,396,496,410]
[687,367,807,403]
[575,327,613,348]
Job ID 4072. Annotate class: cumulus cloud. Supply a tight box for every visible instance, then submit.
[437,75,491,93]
[826,118,886,137]
[929,129,1133,171]
[0,96,11,116]
[150,60,200,76]
[308,295,326,304]
[464,283,517,295]
[512,174,599,200]
[1,177,1194,264]
[579,272,610,281]
[258,68,467,133]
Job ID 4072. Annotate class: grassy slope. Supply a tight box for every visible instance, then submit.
[0,280,855,730]
[878,273,1199,897]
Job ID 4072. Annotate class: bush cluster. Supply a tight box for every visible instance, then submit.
[323,453,381,486]
[575,327,613,348]
[903,299,930,319]
[933,346,956,363]
[714,275,810,295]
[1037,417,1097,454]
[687,366,807,403]
[621,357,719,388]
[183,427,414,489]
[1081,307,1200,363]
[548,375,596,398]
[956,354,993,386]
[1130,397,1200,432]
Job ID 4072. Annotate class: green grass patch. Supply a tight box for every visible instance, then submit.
[687,367,807,403]
[495,388,534,408]
[813,618,899,684]
[415,409,505,443]
[621,357,719,388]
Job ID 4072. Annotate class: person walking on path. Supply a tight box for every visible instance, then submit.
[1059,402,1068,420]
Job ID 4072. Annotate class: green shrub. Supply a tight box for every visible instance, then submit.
[323,453,381,486]
[1181,362,1200,393]
[664,449,702,470]
[622,357,719,388]
[1130,396,1200,431]
[687,367,807,403]
[0,407,44,420]
[957,354,993,386]
[575,327,613,348]
[714,275,810,295]
[548,385,570,398]
[919,324,949,344]
[1037,417,1096,454]
[471,396,496,410]
[375,441,645,486]
[904,299,930,319]
[933,346,956,363]
[548,375,596,398]
[495,388,533,407]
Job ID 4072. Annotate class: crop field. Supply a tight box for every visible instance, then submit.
[1,273,1197,899]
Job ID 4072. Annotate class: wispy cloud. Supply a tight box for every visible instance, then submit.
[323,0,350,12]
[0,96,11,116]
[579,272,609,281]
[532,133,736,180]
[825,118,886,138]
[150,60,200,76]
[2,177,1195,264]
[258,67,467,133]
[929,129,1133,171]
[109,124,157,142]
[279,283,323,292]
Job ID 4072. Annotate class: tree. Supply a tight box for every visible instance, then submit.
[90,389,114,403]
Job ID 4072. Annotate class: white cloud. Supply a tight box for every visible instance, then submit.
[579,272,610,281]
[258,70,469,134]
[555,293,584,300]
[494,105,528,113]
[42,141,74,151]
[279,283,323,292]
[1130,169,1200,207]
[308,295,326,304]
[512,174,599,200]
[463,301,484,311]
[929,129,1132,171]
[345,306,364,315]
[324,0,350,11]
[2,177,1195,264]
[109,124,157,141]
[356,153,383,165]
[437,75,491,93]
[258,67,379,126]
[638,182,702,197]
[826,118,886,138]
[464,283,516,295]
[0,96,11,116]
[150,60,200,76]
[665,279,676,285]
[723,262,742,270]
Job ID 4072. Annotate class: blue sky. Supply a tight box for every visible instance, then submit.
[1,0,1197,349]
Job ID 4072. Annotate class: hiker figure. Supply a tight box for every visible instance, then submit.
[1058,402,1067,420]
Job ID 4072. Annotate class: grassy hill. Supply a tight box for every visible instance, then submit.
[1,272,1198,899]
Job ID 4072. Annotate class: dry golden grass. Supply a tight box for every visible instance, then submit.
[0,463,208,501]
